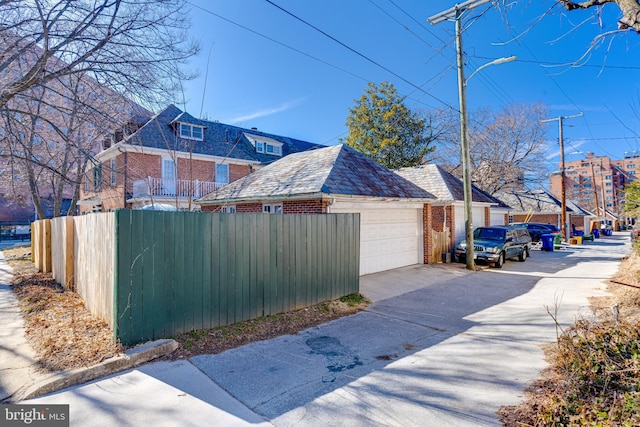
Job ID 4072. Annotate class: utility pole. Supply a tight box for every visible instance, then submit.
[590,161,600,220]
[428,0,492,271]
[542,113,583,241]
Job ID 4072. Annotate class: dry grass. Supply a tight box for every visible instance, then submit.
[4,245,123,371]
[169,296,369,359]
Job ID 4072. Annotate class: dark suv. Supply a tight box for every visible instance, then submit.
[510,222,561,242]
[454,226,532,268]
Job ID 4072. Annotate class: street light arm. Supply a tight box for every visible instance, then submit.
[466,56,517,83]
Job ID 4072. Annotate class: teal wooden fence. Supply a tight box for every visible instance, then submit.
[114,210,359,345]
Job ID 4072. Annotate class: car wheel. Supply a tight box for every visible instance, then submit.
[518,248,528,262]
[494,252,505,268]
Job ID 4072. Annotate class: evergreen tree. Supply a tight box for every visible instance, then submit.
[343,81,436,169]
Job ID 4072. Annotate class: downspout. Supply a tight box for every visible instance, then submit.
[325,198,335,213]
[123,152,127,208]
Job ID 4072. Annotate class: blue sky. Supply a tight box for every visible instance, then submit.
[181,0,640,168]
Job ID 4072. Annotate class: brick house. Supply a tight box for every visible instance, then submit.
[494,189,592,233]
[197,144,437,275]
[78,105,322,213]
[396,164,509,249]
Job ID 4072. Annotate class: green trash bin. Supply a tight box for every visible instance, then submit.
[554,234,562,246]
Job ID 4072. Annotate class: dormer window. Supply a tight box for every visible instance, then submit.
[179,123,204,141]
[244,133,283,157]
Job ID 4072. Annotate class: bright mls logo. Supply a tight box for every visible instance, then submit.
[2,404,69,426]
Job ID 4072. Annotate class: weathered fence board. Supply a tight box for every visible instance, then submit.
[113,211,359,345]
[74,213,116,326]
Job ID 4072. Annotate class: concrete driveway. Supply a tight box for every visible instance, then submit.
[26,234,629,426]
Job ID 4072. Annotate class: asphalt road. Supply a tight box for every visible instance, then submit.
[26,233,630,426]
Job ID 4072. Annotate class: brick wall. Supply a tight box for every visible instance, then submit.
[230,164,250,182]
[283,200,325,214]
[201,199,328,214]
[431,206,445,232]
[177,158,215,181]
[570,215,585,231]
[512,213,560,226]
[423,203,432,264]
[484,207,490,226]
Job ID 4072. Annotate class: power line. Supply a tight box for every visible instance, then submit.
[187,1,369,84]
[263,0,457,111]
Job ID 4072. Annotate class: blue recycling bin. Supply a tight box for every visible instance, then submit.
[541,234,555,251]
[572,230,584,237]
[592,228,600,239]
[603,228,612,237]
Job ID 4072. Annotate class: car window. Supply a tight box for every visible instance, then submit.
[475,228,506,241]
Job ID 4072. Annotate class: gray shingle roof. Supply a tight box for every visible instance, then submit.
[197,144,436,203]
[395,164,506,205]
[493,189,570,213]
[120,104,323,163]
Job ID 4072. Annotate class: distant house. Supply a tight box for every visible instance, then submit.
[78,105,322,213]
[494,189,592,232]
[395,164,509,248]
[196,144,437,275]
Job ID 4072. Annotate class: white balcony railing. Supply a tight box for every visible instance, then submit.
[132,177,226,199]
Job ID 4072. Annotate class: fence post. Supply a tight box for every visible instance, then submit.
[42,220,52,273]
[31,221,37,265]
[65,216,75,290]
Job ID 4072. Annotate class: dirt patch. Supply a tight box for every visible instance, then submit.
[3,245,369,371]
[168,297,369,360]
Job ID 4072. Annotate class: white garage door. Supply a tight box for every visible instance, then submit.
[331,207,421,275]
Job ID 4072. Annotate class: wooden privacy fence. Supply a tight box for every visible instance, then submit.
[431,228,451,263]
[34,210,360,346]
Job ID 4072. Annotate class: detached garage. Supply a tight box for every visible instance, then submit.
[197,144,435,275]
[330,204,422,275]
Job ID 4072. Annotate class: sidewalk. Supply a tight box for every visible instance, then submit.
[0,250,42,402]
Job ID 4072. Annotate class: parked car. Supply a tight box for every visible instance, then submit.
[454,226,532,268]
[510,222,561,242]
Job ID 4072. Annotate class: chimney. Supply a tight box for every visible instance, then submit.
[587,151,594,158]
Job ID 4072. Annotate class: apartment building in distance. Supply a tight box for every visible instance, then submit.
[549,151,638,218]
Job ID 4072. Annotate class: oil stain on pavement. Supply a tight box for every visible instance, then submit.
[305,336,363,373]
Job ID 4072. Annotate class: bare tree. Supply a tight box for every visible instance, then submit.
[431,103,550,194]
[0,0,199,110]
[0,71,131,218]
[558,0,640,33]
[0,0,197,218]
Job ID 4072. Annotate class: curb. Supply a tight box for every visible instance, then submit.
[14,339,179,402]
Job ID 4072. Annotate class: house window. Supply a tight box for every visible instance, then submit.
[584,184,592,188]
[627,164,636,169]
[216,163,229,184]
[263,203,283,214]
[254,140,282,156]
[110,158,117,186]
[179,123,204,141]
[162,158,176,195]
[220,205,236,213]
[93,164,102,191]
